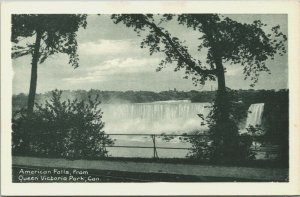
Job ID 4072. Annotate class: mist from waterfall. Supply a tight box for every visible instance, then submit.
[100,100,265,135]
[101,100,211,134]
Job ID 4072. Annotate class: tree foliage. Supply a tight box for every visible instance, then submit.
[111,14,286,87]
[11,14,87,67]
[12,90,113,159]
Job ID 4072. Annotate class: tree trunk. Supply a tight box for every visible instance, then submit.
[212,53,234,161]
[27,31,42,114]
[215,55,226,92]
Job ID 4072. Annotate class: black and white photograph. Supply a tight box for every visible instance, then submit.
[1,1,300,196]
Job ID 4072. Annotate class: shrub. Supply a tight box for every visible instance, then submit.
[12,90,113,159]
[187,89,254,163]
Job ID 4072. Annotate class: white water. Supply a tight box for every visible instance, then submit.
[101,101,265,134]
[101,100,211,134]
[245,103,265,128]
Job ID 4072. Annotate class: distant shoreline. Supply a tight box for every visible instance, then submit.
[12,88,288,106]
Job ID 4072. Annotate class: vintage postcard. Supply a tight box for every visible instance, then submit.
[1,0,300,196]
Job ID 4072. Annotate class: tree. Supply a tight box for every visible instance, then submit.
[12,90,113,159]
[111,14,286,89]
[111,14,287,161]
[12,14,87,113]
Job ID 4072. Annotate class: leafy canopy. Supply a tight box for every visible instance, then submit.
[11,14,87,68]
[12,90,113,159]
[111,14,287,86]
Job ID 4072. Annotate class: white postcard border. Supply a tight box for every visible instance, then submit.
[1,1,300,195]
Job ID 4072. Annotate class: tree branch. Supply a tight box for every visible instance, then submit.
[141,16,217,76]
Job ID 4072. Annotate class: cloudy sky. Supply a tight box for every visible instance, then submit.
[12,14,288,94]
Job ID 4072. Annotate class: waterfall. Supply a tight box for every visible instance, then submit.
[101,101,265,135]
[101,100,210,134]
[245,103,265,128]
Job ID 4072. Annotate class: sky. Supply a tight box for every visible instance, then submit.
[12,14,288,94]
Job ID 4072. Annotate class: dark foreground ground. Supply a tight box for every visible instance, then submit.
[13,165,266,182]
